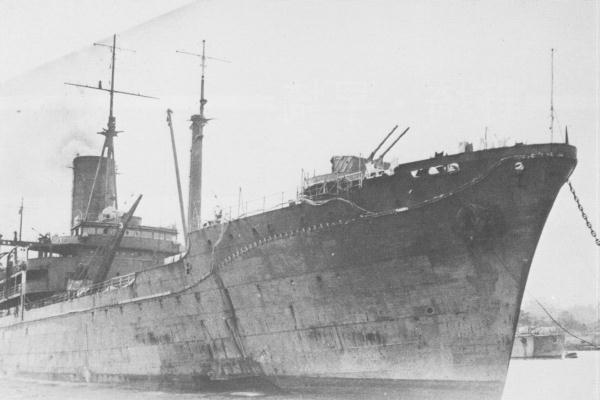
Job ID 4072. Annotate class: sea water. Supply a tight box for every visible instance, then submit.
[503,350,599,400]
[0,351,598,400]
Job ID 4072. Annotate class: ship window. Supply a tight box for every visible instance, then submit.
[447,163,460,174]
[411,163,460,178]
[428,165,444,175]
[410,168,427,178]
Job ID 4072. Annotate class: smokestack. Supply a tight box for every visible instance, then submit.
[188,115,204,231]
[71,155,116,228]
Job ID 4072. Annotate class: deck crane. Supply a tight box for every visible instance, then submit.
[70,195,142,283]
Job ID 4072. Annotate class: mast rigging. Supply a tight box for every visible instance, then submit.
[65,34,156,224]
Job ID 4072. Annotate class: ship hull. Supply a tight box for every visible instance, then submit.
[0,144,576,399]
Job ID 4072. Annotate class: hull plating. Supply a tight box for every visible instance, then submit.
[0,144,576,397]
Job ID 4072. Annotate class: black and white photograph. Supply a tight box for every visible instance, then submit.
[0,1,598,399]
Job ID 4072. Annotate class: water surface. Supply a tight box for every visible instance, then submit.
[1,351,597,400]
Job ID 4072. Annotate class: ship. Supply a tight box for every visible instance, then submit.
[0,37,577,399]
[511,326,565,359]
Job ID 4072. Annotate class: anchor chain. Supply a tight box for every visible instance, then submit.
[568,181,600,246]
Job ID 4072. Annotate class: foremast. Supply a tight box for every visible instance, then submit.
[176,41,231,232]
[188,40,209,232]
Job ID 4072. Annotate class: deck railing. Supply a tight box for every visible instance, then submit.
[302,171,364,199]
[204,190,300,225]
[0,284,22,300]
[201,171,367,224]
[74,273,136,297]
[26,272,136,310]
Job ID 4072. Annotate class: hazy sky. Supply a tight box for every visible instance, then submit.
[0,0,598,308]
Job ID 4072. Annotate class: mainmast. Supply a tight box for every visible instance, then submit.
[65,34,156,223]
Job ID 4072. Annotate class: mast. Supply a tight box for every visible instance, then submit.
[18,198,23,242]
[484,126,488,150]
[550,48,555,143]
[100,34,118,212]
[200,40,207,116]
[177,41,230,231]
[188,40,208,231]
[65,34,156,224]
[109,34,117,131]
[83,34,119,219]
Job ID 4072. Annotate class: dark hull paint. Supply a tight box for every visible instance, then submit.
[10,371,505,400]
[0,144,576,399]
